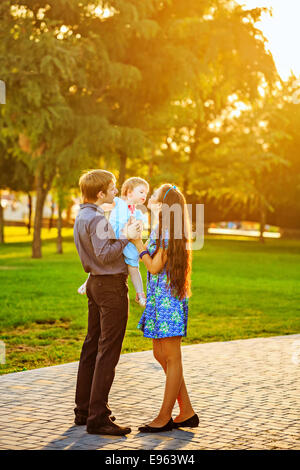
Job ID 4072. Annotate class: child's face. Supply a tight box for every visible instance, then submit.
[127,184,148,205]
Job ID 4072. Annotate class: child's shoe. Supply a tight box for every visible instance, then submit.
[78,281,87,295]
[135,292,146,307]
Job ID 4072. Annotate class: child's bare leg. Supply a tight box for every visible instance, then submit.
[128,265,145,306]
[128,265,144,293]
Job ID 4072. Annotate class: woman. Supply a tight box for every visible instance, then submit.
[132,184,199,432]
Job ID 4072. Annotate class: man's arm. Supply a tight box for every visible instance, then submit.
[89,215,129,265]
[89,215,141,265]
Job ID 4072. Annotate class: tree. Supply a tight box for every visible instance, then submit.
[134,1,285,240]
[0,145,14,244]
[266,77,300,230]
[0,0,171,257]
[1,0,298,252]
[0,140,34,243]
[208,76,300,239]
[218,107,289,242]
[0,1,121,256]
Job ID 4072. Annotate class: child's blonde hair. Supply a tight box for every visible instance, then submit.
[121,177,149,198]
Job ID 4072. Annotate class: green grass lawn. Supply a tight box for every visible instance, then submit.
[0,226,299,375]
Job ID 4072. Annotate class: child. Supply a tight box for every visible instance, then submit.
[78,177,149,307]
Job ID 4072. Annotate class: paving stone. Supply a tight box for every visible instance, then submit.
[0,334,299,450]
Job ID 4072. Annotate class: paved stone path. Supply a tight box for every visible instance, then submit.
[0,334,299,450]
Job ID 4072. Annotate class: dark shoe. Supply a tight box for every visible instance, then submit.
[74,414,88,425]
[173,414,199,428]
[138,418,174,433]
[87,420,131,436]
[75,414,116,425]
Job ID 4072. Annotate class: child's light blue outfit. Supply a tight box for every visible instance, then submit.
[109,197,148,267]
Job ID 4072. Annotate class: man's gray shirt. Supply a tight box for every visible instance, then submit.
[74,203,130,275]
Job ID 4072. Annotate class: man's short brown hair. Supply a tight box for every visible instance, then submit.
[79,169,115,202]
[121,177,149,198]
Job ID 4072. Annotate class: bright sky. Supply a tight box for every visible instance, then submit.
[236,0,300,80]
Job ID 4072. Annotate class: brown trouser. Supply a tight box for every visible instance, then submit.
[74,273,129,428]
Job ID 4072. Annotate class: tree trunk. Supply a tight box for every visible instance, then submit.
[49,198,55,230]
[56,199,63,254]
[0,191,4,244]
[119,152,127,188]
[27,193,32,235]
[32,185,46,258]
[259,198,266,244]
[32,167,54,258]
[66,200,73,224]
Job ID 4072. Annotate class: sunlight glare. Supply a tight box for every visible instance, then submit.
[94,6,113,19]
[236,0,300,80]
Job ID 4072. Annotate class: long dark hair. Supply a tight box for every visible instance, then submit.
[152,184,192,300]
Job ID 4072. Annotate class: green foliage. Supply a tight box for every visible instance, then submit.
[0,141,34,192]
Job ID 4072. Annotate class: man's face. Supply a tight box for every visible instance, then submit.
[97,180,118,204]
[127,184,149,205]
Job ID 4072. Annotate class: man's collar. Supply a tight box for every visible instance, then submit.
[80,203,104,214]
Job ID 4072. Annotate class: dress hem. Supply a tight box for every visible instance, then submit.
[137,325,187,339]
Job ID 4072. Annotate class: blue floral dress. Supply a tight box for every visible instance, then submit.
[137,226,189,339]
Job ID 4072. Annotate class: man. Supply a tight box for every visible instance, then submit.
[73,169,141,436]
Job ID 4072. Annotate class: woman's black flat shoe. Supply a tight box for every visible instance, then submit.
[173,414,199,428]
[138,418,174,433]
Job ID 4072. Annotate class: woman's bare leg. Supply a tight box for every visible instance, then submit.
[152,338,195,423]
